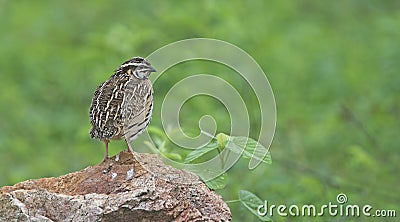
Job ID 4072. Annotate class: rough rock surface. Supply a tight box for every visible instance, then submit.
[0,151,231,221]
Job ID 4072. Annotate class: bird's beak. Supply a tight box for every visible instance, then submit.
[148,65,156,73]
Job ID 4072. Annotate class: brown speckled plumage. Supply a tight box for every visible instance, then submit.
[89,57,156,161]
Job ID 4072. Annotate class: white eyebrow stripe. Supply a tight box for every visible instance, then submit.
[120,62,142,68]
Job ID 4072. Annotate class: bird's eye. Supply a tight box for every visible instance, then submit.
[138,65,147,70]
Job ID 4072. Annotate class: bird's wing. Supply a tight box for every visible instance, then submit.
[89,76,125,130]
[122,79,153,142]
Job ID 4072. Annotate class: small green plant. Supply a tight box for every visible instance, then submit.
[146,127,272,221]
[238,190,272,221]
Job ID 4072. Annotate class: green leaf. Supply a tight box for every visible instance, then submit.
[205,173,227,190]
[184,141,219,163]
[226,136,272,165]
[147,126,167,141]
[216,133,229,149]
[162,152,183,161]
[239,190,272,222]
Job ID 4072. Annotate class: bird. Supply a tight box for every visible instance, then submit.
[89,57,156,161]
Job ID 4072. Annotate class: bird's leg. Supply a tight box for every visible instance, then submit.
[126,139,134,153]
[103,139,109,162]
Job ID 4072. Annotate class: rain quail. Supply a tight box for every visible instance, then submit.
[89,57,156,161]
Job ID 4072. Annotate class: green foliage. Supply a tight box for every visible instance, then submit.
[149,129,272,217]
[184,141,218,164]
[239,190,272,222]
[144,127,184,161]
[205,173,227,190]
[227,136,272,165]
[184,133,271,166]
[0,1,399,221]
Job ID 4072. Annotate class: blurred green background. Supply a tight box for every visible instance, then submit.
[0,1,399,221]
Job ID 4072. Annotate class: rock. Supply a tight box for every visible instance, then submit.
[0,151,232,222]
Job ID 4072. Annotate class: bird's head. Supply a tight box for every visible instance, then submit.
[119,57,156,79]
